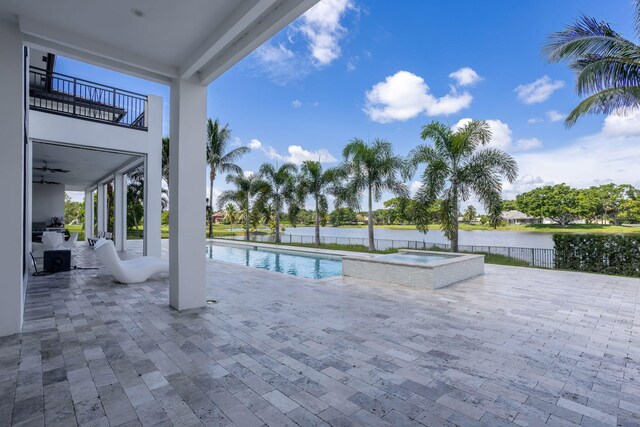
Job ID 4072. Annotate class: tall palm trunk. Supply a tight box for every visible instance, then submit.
[245,197,250,241]
[274,208,281,243]
[367,185,375,251]
[451,185,459,253]
[314,196,320,247]
[208,171,215,239]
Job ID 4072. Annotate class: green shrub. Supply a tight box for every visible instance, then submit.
[553,234,640,277]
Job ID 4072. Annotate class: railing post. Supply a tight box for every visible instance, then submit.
[112,88,117,122]
[73,76,77,116]
[532,248,535,267]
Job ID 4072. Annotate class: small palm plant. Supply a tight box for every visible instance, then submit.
[298,161,343,246]
[259,162,298,243]
[339,138,408,251]
[223,203,237,225]
[545,2,640,126]
[409,120,518,252]
[206,118,250,238]
[217,173,268,241]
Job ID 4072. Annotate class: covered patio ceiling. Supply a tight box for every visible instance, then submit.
[32,141,142,191]
[0,0,318,84]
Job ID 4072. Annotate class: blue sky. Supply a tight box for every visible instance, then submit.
[60,0,640,210]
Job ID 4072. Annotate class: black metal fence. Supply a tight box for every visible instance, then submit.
[217,234,556,269]
[29,66,148,130]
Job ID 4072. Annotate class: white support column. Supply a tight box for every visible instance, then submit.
[0,19,25,337]
[143,95,162,257]
[96,184,106,235]
[169,78,207,310]
[84,190,94,240]
[114,173,126,251]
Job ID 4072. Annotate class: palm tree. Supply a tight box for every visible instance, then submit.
[217,173,267,241]
[545,2,640,126]
[258,162,297,243]
[409,120,518,252]
[161,137,170,186]
[223,203,237,225]
[206,118,250,238]
[339,138,408,251]
[298,161,342,247]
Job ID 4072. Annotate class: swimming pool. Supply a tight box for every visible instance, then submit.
[206,244,342,279]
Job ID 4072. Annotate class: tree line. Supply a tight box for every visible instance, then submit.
[210,119,517,252]
[508,183,640,226]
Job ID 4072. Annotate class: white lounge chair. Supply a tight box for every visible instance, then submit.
[63,232,78,249]
[94,238,168,284]
[42,231,64,250]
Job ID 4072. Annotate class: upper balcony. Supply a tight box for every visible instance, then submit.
[29,66,148,131]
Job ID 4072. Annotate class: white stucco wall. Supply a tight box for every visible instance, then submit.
[0,19,25,336]
[29,111,152,155]
[32,183,65,223]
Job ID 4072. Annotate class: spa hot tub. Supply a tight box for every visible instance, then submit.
[342,249,484,289]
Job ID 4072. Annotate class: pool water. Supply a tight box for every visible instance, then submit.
[207,244,342,279]
[376,253,452,264]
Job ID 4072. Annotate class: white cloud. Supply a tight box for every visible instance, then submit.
[231,137,242,147]
[299,0,354,66]
[502,175,551,199]
[601,109,640,138]
[347,61,356,71]
[256,43,294,63]
[509,133,640,195]
[546,110,566,122]
[253,43,301,84]
[409,180,422,196]
[448,67,482,86]
[250,139,337,164]
[206,186,222,206]
[527,118,543,124]
[515,76,565,104]
[292,100,302,108]
[364,71,473,123]
[515,137,543,151]
[251,0,355,84]
[286,145,337,164]
[452,118,512,150]
[243,171,254,178]
[452,118,541,152]
[248,139,262,150]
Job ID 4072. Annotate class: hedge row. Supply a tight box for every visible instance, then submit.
[553,234,640,277]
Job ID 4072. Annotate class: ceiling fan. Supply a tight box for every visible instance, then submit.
[33,161,70,174]
[33,176,61,185]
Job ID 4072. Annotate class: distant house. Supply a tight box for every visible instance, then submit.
[211,211,225,224]
[502,210,541,225]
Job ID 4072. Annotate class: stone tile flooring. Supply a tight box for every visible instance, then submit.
[1,241,639,426]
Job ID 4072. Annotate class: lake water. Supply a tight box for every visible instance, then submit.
[281,226,555,249]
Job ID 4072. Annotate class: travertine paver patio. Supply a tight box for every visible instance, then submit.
[1,240,639,427]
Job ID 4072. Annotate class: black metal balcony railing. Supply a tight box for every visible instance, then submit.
[29,66,148,130]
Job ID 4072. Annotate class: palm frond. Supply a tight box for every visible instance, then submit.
[220,146,250,164]
[545,15,634,63]
[574,56,640,96]
[420,122,453,150]
[564,86,640,126]
[460,148,518,184]
[635,0,640,40]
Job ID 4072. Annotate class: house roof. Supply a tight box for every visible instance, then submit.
[211,211,225,218]
[502,210,535,220]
